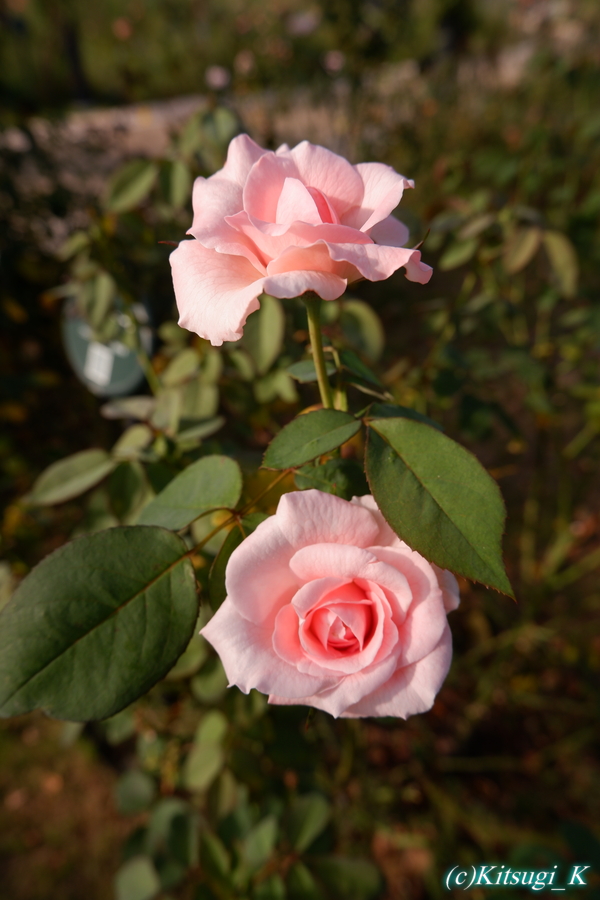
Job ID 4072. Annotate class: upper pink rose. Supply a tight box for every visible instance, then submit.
[201,490,459,719]
[171,135,433,346]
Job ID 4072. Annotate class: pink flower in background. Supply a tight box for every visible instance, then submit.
[202,491,459,719]
[171,135,432,346]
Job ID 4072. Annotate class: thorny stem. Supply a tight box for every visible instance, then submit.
[303,294,334,409]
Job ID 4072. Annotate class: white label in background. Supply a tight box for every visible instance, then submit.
[83,342,114,386]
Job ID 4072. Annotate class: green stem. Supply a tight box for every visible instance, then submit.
[304,294,334,409]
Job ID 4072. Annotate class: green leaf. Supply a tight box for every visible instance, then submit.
[438,238,478,271]
[287,862,325,900]
[115,855,161,900]
[165,627,208,680]
[338,349,383,388]
[170,159,192,209]
[116,769,156,815]
[191,656,228,704]
[209,513,269,609]
[112,424,154,460]
[105,159,159,213]
[340,299,385,362]
[294,459,368,500]
[0,526,199,720]
[242,815,279,872]
[367,402,443,431]
[108,461,150,523]
[174,417,225,448]
[366,418,513,596]
[162,348,200,387]
[184,742,224,792]
[543,230,578,298]
[200,831,231,882]
[242,294,285,375]
[286,793,331,853]
[254,874,286,899]
[309,857,382,900]
[138,456,242,531]
[24,449,117,506]
[89,271,116,329]
[287,359,336,383]
[263,410,362,470]
[101,396,157,422]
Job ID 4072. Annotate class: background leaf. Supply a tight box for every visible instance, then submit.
[309,857,382,900]
[286,793,331,853]
[294,459,369,499]
[242,294,285,375]
[208,512,268,609]
[366,417,513,595]
[105,159,159,213]
[543,230,579,298]
[138,455,242,531]
[0,526,199,720]
[115,856,161,900]
[24,449,117,506]
[263,410,362,470]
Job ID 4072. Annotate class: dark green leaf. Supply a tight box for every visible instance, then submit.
[366,403,443,432]
[287,862,325,900]
[24,449,117,506]
[295,459,368,500]
[138,455,242,531]
[0,526,199,720]
[191,656,228,704]
[310,857,382,900]
[209,513,268,609]
[366,418,513,596]
[340,299,385,362]
[253,874,286,899]
[200,831,231,881]
[287,359,336,383]
[338,349,383,388]
[108,461,149,523]
[263,410,361,470]
[286,793,331,853]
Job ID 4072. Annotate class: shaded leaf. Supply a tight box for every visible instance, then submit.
[295,459,368,500]
[503,226,541,274]
[24,449,117,506]
[243,815,279,871]
[162,348,200,387]
[105,160,159,213]
[263,410,361,470]
[0,526,199,720]
[287,862,325,900]
[439,238,478,271]
[112,424,154,460]
[366,402,443,432]
[242,294,285,375]
[116,770,156,815]
[340,299,385,362]
[338,349,383,388]
[286,793,331,853]
[309,857,382,900]
[366,418,513,596]
[287,359,336,383]
[138,455,242,531]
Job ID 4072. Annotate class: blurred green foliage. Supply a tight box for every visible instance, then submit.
[2,1,600,898]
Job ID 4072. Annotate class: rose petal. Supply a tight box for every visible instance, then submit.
[277,490,380,550]
[262,270,348,301]
[433,566,461,612]
[276,178,323,226]
[368,214,410,248]
[220,134,268,187]
[370,546,447,664]
[225,514,298,624]
[289,543,377,582]
[202,601,333,698]
[341,625,453,718]
[327,242,431,283]
[242,151,300,222]
[342,162,413,232]
[350,495,400,547]
[289,141,364,216]
[170,240,265,346]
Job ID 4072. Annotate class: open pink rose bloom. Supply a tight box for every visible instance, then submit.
[202,491,459,719]
[171,135,433,346]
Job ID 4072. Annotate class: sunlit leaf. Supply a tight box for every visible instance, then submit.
[138,455,242,531]
[263,410,362,470]
[366,417,513,596]
[543,230,578,298]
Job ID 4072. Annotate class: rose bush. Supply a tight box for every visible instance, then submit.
[202,490,459,719]
[171,135,432,346]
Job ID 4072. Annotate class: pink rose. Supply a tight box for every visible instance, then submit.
[201,490,459,719]
[171,135,432,347]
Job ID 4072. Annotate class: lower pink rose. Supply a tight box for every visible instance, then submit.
[201,490,459,719]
